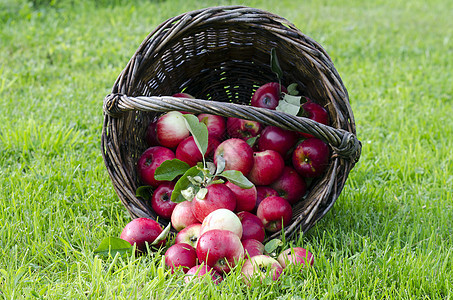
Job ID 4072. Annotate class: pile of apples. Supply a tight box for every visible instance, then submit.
[120,82,329,284]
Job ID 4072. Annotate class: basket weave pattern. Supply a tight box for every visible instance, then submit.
[102,6,361,241]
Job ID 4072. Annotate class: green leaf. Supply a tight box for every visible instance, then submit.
[136,186,153,200]
[270,48,283,80]
[151,222,171,246]
[183,114,209,157]
[218,170,254,189]
[276,94,302,116]
[171,166,204,203]
[246,136,259,147]
[154,159,190,181]
[264,238,283,255]
[287,83,299,96]
[94,237,133,258]
[196,187,208,200]
[215,155,226,175]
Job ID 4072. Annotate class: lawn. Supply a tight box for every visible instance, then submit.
[0,0,452,299]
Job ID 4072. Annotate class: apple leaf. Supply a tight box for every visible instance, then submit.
[183,114,209,157]
[136,185,153,200]
[181,186,196,201]
[287,83,299,96]
[171,166,204,203]
[151,222,171,246]
[246,136,259,148]
[270,48,283,80]
[215,155,226,175]
[276,94,302,116]
[196,187,208,200]
[154,159,191,181]
[94,237,133,258]
[206,162,217,176]
[264,238,283,255]
[218,170,254,189]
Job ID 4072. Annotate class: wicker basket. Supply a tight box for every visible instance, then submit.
[102,6,361,241]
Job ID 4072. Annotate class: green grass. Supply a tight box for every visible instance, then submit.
[1,0,452,298]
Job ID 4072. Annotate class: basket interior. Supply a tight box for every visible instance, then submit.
[117,24,340,183]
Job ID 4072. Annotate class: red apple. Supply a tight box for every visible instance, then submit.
[197,113,226,139]
[251,82,288,110]
[165,243,198,274]
[137,146,175,188]
[237,211,265,243]
[196,229,244,274]
[242,239,265,258]
[184,264,223,285]
[120,218,165,252]
[257,125,298,158]
[176,135,220,166]
[200,208,243,239]
[270,166,307,205]
[277,247,314,269]
[151,181,177,219]
[299,99,329,138]
[171,200,198,232]
[175,223,202,248]
[192,183,236,222]
[156,111,190,148]
[256,196,292,233]
[241,255,283,285]
[172,93,195,99]
[254,186,279,212]
[292,138,330,178]
[225,181,257,213]
[214,138,254,176]
[226,117,263,141]
[247,150,285,186]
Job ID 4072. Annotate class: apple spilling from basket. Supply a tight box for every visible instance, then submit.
[105,79,330,285]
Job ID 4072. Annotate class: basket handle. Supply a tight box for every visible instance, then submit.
[104,93,361,163]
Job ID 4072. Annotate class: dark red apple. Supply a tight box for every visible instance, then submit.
[137,146,175,187]
[197,113,226,139]
[237,211,265,242]
[251,82,288,110]
[226,117,263,141]
[175,223,202,248]
[242,239,265,258]
[257,125,299,158]
[144,116,159,147]
[213,138,254,176]
[156,111,190,148]
[171,200,198,232]
[299,99,330,138]
[277,247,314,269]
[164,243,198,274]
[151,181,177,219]
[184,264,223,285]
[225,181,257,213]
[247,150,285,186]
[192,183,236,222]
[292,138,330,178]
[270,166,307,205]
[176,135,221,166]
[196,229,244,274]
[120,218,165,252]
[256,196,292,233]
[254,186,279,212]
